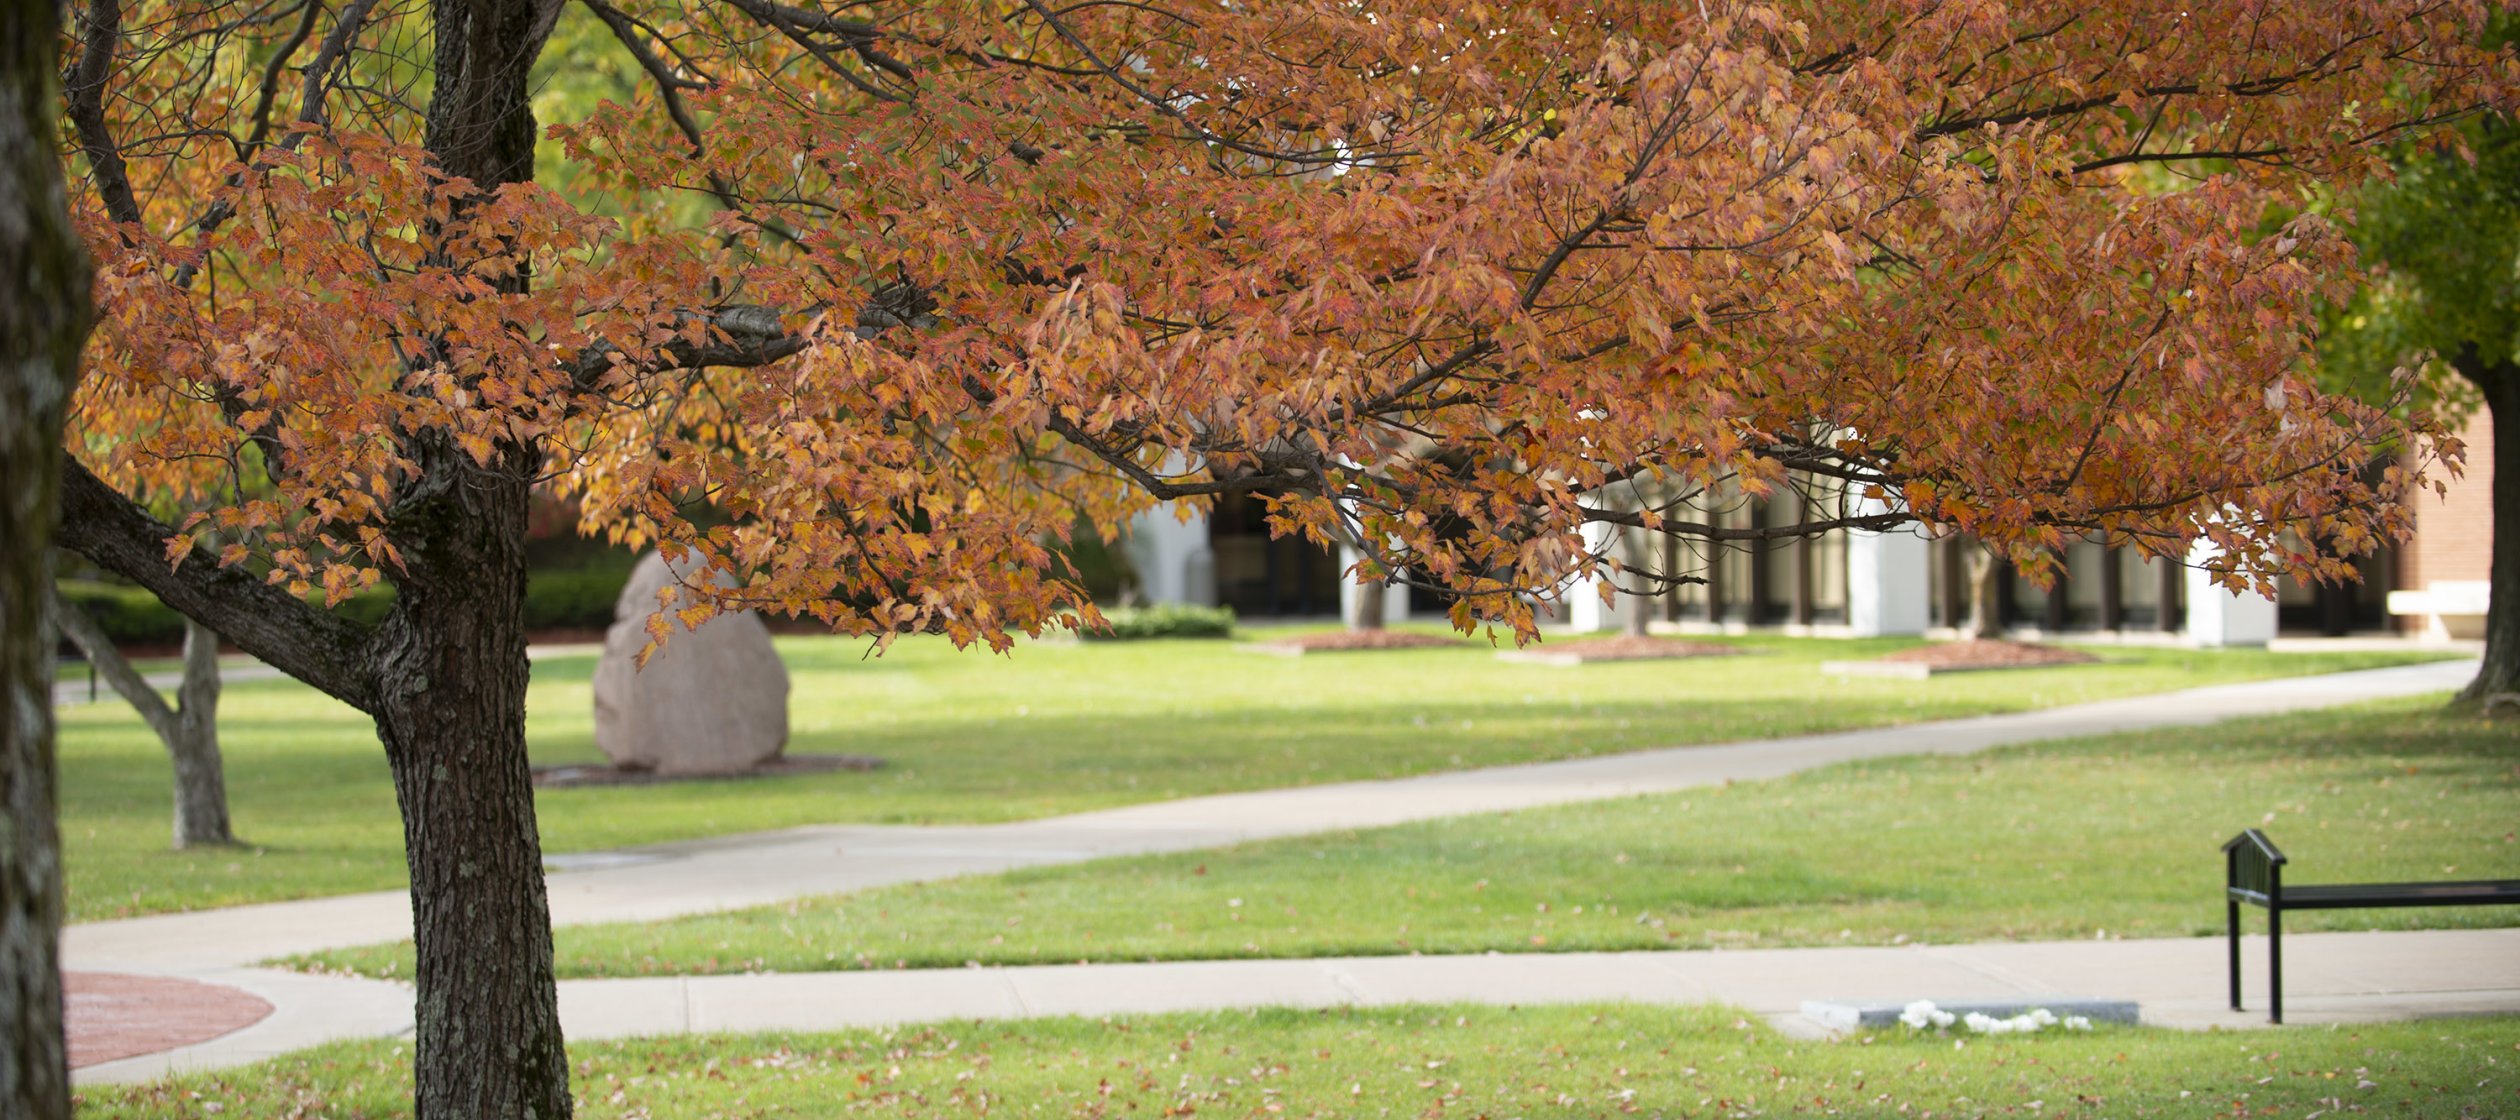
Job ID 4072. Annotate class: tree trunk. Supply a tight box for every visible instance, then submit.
[2456,360,2517,705]
[1964,545,2001,640]
[48,592,234,847]
[385,3,572,1115]
[168,619,231,847]
[1351,577,1387,632]
[376,443,570,1120]
[1,0,91,1108]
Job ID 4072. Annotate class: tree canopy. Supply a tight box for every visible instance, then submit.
[2324,108,2520,700]
[72,2,2514,635]
[2325,117,2519,415]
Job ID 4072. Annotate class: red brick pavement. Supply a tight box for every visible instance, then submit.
[65,971,273,1069]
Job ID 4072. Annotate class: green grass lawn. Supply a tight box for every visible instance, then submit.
[289,695,2517,980]
[59,630,2447,921]
[73,1004,2520,1119]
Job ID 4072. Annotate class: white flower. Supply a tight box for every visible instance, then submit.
[2063,1016,2093,1032]
[1962,1009,2059,1035]
[1899,1000,1956,1029]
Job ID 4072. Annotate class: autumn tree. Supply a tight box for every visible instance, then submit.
[55,2,2510,1116]
[3,0,92,1112]
[2326,114,2520,703]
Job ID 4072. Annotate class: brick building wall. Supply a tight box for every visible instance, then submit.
[2405,407,2497,589]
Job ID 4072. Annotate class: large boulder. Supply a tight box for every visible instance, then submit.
[592,551,790,775]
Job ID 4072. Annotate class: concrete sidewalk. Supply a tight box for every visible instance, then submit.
[62,657,2513,1085]
[76,928,2520,1085]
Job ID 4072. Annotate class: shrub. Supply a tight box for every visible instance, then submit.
[522,567,632,631]
[54,580,193,646]
[56,579,402,646]
[1078,603,1236,641]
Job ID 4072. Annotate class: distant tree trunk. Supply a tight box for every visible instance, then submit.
[1351,576,1388,632]
[2452,351,2517,705]
[1621,527,1653,638]
[1,0,92,1109]
[47,593,233,847]
[1964,545,2002,640]
[168,620,229,844]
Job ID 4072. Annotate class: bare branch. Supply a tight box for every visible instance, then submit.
[64,0,142,226]
[45,586,177,738]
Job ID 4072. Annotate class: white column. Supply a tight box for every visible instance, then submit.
[2183,540,2277,647]
[1847,530,1930,636]
[1337,543,1411,627]
[1561,521,1636,633]
[1123,503,1215,606]
[1846,495,1929,636]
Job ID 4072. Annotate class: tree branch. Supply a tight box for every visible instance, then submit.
[64,0,142,226]
[1580,504,1913,541]
[565,303,813,392]
[44,585,177,738]
[54,461,378,715]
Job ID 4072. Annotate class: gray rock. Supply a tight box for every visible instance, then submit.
[592,551,790,775]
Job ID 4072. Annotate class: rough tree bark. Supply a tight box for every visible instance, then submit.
[1,0,93,1111]
[374,441,566,1119]
[380,2,572,1115]
[47,592,233,848]
[2450,350,2517,705]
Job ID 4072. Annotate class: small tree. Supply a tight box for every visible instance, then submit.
[47,592,233,847]
[2327,116,2520,704]
[1964,545,2005,641]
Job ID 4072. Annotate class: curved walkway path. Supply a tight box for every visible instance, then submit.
[67,658,2520,1085]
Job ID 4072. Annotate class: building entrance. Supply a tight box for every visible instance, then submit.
[1208,493,1341,616]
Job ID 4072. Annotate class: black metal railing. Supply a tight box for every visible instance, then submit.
[2223,829,2288,1020]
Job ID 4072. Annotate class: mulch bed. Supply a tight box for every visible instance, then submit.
[1499,635,1743,665]
[532,752,884,788]
[1243,630,1466,654]
[1873,638,2099,669]
[65,971,273,1069]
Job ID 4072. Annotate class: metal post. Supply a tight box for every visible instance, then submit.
[2227,899,2242,1010]
[2226,844,2243,1011]
[2268,902,2283,1024]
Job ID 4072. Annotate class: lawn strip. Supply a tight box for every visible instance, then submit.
[61,633,2450,920]
[71,1003,2520,1119]
[288,695,2517,980]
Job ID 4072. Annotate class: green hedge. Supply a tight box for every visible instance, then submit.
[1078,603,1237,641]
[521,568,633,631]
[54,581,215,646]
[55,566,634,648]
